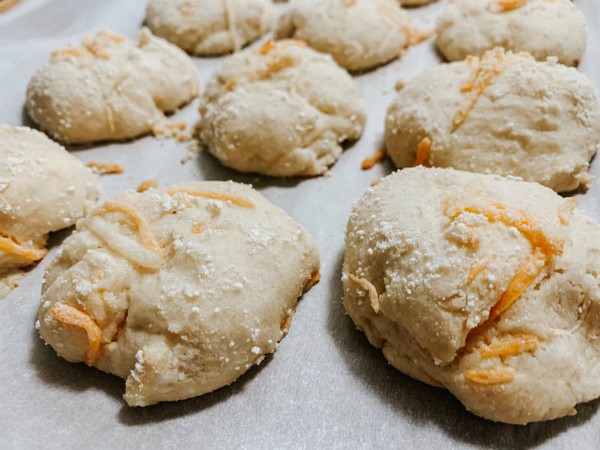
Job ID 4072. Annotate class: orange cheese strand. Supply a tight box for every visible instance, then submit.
[481,334,539,359]
[259,39,276,55]
[349,274,380,313]
[465,368,515,385]
[488,250,544,322]
[167,188,255,208]
[446,200,562,330]
[412,137,432,167]
[304,270,321,293]
[50,303,102,366]
[361,148,387,170]
[0,235,47,261]
[453,49,511,131]
[94,201,161,252]
[51,48,85,59]
[0,0,20,13]
[466,256,492,284]
[448,202,562,260]
[498,0,527,11]
[87,161,124,175]
[557,198,578,226]
[137,179,159,193]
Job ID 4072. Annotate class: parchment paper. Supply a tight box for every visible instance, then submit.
[1,1,599,448]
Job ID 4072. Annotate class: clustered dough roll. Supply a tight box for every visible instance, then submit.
[385,48,600,193]
[145,0,274,56]
[343,167,600,424]
[0,125,98,296]
[200,40,366,177]
[275,0,413,73]
[436,0,587,66]
[26,29,200,145]
[38,181,320,406]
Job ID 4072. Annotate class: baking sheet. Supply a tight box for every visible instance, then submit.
[1,1,600,448]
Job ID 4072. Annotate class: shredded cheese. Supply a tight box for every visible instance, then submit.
[467,256,492,284]
[361,148,387,170]
[50,303,102,366]
[412,137,432,167]
[557,198,578,226]
[0,0,20,13]
[453,49,513,131]
[349,274,380,313]
[87,161,124,175]
[93,201,161,252]
[191,223,203,234]
[464,367,515,385]
[137,179,159,193]
[0,234,47,261]
[480,334,539,358]
[498,0,527,11]
[51,48,85,59]
[304,270,321,293]
[167,188,255,208]
[259,39,276,55]
[446,200,562,330]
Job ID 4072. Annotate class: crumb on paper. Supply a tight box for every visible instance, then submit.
[361,148,387,170]
[180,138,203,164]
[370,178,381,187]
[152,121,191,143]
[137,179,159,193]
[395,80,405,91]
[87,161,124,175]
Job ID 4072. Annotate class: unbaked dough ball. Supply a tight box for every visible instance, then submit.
[0,125,98,285]
[200,40,366,177]
[343,166,600,424]
[37,181,320,406]
[436,0,587,66]
[385,48,600,193]
[275,0,413,72]
[26,29,200,145]
[145,0,274,56]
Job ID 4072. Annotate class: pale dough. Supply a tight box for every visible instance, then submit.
[200,40,366,177]
[38,181,320,406]
[26,29,200,144]
[385,48,600,193]
[343,166,600,424]
[275,0,412,73]
[0,125,98,291]
[436,0,587,66]
[145,0,274,55]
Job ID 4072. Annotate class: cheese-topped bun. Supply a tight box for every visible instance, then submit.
[343,167,600,424]
[274,0,415,73]
[0,125,98,295]
[436,0,587,66]
[385,48,600,193]
[26,29,200,145]
[200,40,366,177]
[37,181,320,406]
[145,0,274,56]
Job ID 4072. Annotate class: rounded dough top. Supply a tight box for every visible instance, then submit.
[26,29,200,145]
[385,48,600,193]
[38,181,320,406]
[145,0,274,55]
[274,0,412,72]
[344,167,600,424]
[0,124,98,273]
[200,40,366,177]
[435,0,587,66]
